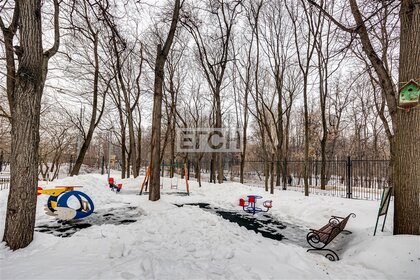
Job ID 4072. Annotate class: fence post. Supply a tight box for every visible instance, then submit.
[346,156,352,198]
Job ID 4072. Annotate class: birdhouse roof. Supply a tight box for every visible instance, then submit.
[400,79,419,92]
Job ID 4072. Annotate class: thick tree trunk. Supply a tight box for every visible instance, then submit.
[149,46,164,201]
[3,0,43,250]
[346,0,419,235]
[393,0,420,235]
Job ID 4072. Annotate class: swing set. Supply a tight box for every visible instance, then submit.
[139,163,189,196]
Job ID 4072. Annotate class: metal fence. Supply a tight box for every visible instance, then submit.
[284,158,389,200]
[0,172,10,191]
[189,157,389,201]
[0,157,390,200]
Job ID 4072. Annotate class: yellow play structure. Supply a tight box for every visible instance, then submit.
[139,163,189,196]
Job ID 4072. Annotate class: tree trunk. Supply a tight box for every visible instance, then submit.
[120,120,127,179]
[150,47,165,201]
[270,154,274,194]
[345,0,419,235]
[214,87,223,184]
[3,0,43,250]
[264,160,269,192]
[71,33,100,176]
[136,123,142,173]
[149,0,181,201]
[197,158,202,187]
[114,39,138,178]
[393,0,420,235]
[240,153,245,184]
[303,77,310,196]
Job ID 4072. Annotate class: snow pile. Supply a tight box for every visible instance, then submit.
[0,173,419,279]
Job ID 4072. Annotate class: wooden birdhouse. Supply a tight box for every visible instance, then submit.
[399,80,420,108]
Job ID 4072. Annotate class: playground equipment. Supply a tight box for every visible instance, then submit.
[170,178,179,189]
[37,186,94,221]
[239,195,272,215]
[108,177,122,193]
[139,163,189,195]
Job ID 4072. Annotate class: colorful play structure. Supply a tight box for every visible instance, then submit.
[108,177,122,192]
[239,195,272,215]
[139,164,190,195]
[37,186,94,221]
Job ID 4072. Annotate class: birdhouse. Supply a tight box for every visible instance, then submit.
[399,80,420,108]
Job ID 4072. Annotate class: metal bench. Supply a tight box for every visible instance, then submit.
[306,213,356,261]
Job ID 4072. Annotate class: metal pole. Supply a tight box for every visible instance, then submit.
[346,156,352,198]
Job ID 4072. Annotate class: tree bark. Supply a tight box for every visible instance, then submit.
[393,0,420,235]
[3,0,44,250]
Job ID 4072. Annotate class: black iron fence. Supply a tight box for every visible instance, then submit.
[284,158,389,200]
[0,155,390,201]
[0,172,10,190]
[188,157,389,201]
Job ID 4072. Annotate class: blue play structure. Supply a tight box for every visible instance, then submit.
[38,186,94,220]
[239,195,272,215]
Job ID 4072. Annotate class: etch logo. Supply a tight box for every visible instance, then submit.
[176,128,242,153]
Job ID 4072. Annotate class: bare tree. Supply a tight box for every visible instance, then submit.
[66,0,108,176]
[1,0,60,250]
[286,0,322,196]
[308,0,419,234]
[181,0,243,183]
[149,0,182,201]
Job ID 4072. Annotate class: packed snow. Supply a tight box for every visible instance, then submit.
[0,173,419,279]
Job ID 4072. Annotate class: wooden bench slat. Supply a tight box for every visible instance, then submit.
[307,213,355,261]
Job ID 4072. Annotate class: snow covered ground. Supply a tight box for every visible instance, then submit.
[0,173,419,279]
